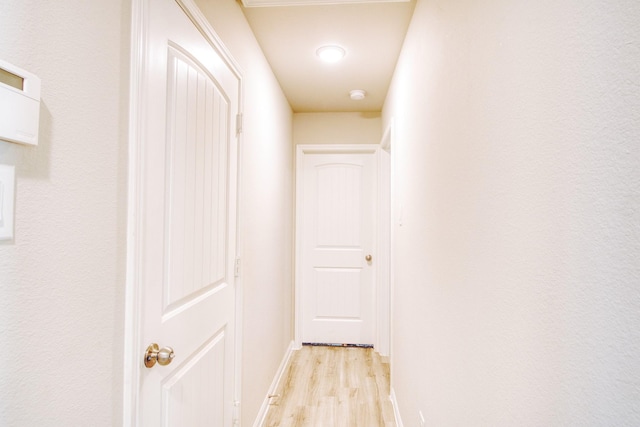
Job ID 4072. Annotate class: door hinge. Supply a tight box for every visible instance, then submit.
[233,400,240,425]
[236,113,243,135]
[234,257,241,278]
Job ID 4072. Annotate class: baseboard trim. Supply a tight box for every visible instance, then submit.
[252,340,296,427]
[390,387,404,427]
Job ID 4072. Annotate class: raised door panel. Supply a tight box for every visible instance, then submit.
[163,46,230,312]
[161,330,226,426]
[315,164,362,248]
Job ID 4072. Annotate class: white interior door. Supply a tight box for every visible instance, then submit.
[297,145,378,346]
[134,0,241,425]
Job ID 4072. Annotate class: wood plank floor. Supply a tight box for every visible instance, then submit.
[263,345,396,427]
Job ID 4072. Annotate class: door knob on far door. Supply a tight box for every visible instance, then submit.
[144,343,175,368]
[365,254,372,262]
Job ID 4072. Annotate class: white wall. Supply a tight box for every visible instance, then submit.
[195,1,294,424]
[0,1,130,425]
[294,112,381,145]
[384,0,640,425]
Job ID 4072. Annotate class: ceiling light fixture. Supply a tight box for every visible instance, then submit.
[316,45,346,63]
[350,89,366,101]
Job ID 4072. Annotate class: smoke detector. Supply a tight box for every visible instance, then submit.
[349,89,366,100]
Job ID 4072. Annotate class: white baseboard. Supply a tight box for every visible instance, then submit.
[252,340,296,427]
[390,387,404,427]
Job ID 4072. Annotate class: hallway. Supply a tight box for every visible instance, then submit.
[264,346,395,427]
[1,0,639,425]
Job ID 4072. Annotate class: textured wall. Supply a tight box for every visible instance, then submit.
[293,112,381,145]
[383,0,640,425]
[0,0,129,425]
[194,0,294,424]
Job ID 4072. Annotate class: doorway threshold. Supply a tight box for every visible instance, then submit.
[302,342,373,349]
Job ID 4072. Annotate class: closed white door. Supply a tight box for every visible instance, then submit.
[135,0,240,425]
[297,146,377,345]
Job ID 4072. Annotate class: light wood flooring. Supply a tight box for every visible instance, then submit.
[263,345,396,427]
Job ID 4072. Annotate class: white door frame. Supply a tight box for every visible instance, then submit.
[377,121,393,357]
[122,0,244,424]
[294,144,389,351]
[382,119,399,416]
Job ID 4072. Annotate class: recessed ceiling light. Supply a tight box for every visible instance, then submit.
[316,45,346,63]
[350,89,366,100]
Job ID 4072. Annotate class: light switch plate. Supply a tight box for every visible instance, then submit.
[0,164,15,241]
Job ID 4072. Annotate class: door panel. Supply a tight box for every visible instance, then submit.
[137,0,240,425]
[299,149,377,345]
[315,268,362,318]
[161,330,226,426]
[316,164,362,246]
[164,45,229,311]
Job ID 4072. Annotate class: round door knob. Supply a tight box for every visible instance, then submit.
[365,254,372,262]
[157,347,175,366]
[144,343,175,368]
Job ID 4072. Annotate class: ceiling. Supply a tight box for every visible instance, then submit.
[240,0,416,113]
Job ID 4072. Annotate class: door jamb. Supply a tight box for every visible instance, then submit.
[376,120,393,357]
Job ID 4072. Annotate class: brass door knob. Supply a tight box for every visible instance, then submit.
[144,343,175,368]
[365,254,372,262]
